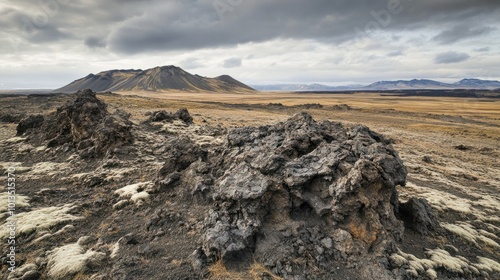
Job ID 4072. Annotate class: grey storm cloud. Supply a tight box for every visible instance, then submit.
[2,0,499,54]
[387,50,403,57]
[474,47,490,52]
[432,24,495,44]
[434,51,471,64]
[179,57,205,69]
[223,57,242,68]
[106,0,500,54]
[84,36,106,48]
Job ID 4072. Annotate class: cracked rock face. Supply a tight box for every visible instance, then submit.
[16,89,133,157]
[158,112,408,277]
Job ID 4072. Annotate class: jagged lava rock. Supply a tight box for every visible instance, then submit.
[157,112,408,278]
[16,89,133,157]
[148,108,193,124]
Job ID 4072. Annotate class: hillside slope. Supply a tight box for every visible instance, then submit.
[54,66,256,93]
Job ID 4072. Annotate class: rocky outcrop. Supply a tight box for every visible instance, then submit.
[157,112,408,278]
[147,108,193,124]
[16,89,133,157]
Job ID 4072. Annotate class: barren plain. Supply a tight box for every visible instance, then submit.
[0,90,499,279]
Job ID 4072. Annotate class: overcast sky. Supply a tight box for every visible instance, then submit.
[1,0,499,88]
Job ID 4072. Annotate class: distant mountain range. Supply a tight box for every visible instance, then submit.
[251,84,365,91]
[253,78,500,91]
[54,65,255,93]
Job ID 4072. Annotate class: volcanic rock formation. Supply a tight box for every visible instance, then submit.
[7,91,454,279]
[155,112,410,278]
[17,89,133,158]
[54,65,256,93]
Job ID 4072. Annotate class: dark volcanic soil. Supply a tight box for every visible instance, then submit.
[0,91,498,280]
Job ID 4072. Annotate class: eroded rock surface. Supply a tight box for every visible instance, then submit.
[16,89,133,157]
[147,108,193,124]
[157,112,408,278]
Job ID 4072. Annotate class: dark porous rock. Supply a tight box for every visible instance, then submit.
[16,114,44,135]
[174,108,193,124]
[156,137,207,178]
[0,112,25,123]
[17,89,133,158]
[454,144,471,151]
[149,110,174,122]
[157,112,408,278]
[148,108,193,124]
[399,197,441,235]
[422,155,433,163]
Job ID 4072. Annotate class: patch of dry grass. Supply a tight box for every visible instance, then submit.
[208,259,284,280]
[248,263,284,280]
[208,259,246,280]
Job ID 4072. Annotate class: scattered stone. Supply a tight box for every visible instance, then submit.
[321,237,333,249]
[148,108,193,124]
[332,229,354,256]
[422,155,433,163]
[454,144,471,151]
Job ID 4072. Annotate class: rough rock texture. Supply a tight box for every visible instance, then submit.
[16,89,133,157]
[157,112,408,278]
[0,113,26,124]
[399,198,441,235]
[148,108,193,124]
[16,115,44,135]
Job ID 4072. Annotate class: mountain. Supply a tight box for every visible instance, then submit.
[54,66,255,93]
[365,78,500,90]
[252,83,364,91]
[365,79,451,90]
[255,78,500,92]
[453,78,500,89]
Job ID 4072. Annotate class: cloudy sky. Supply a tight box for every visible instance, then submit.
[1,0,499,88]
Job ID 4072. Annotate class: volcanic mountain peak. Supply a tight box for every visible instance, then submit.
[55,65,255,93]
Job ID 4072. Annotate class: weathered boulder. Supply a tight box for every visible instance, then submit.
[157,112,408,278]
[148,108,193,124]
[17,89,133,157]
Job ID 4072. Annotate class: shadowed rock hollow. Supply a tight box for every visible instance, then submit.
[156,112,409,278]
